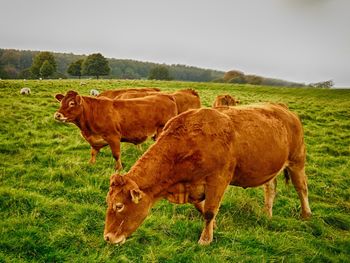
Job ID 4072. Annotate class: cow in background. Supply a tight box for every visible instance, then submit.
[54,91,177,170]
[212,94,240,107]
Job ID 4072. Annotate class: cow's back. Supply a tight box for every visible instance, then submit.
[160,104,304,188]
[115,91,159,100]
[99,88,160,99]
[216,104,304,187]
[113,94,177,143]
[159,108,236,182]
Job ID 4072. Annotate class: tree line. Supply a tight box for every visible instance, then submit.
[0,49,223,82]
[0,49,333,87]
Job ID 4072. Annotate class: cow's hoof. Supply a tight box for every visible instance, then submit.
[198,239,211,246]
[115,162,123,171]
[301,211,312,220]
[198,237,212,246]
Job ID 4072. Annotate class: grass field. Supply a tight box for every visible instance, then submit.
[0,79,349,262]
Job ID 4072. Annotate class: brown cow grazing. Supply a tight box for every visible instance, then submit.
[212,94,240,107]
[54,90,177,170]
[98,87,160,99]
[104,103,311,245]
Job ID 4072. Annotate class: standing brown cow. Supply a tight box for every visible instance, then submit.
[104,103,311,245]
[54,90,177,170]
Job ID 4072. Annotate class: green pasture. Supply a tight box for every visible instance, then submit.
[0,80,349,262]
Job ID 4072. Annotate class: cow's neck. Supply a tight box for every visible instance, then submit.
[73,97,94,133]
[127,139,177,197]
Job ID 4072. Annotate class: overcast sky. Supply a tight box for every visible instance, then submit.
[1,0,349,86]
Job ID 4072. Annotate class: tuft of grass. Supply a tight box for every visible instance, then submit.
[0,79,349,262]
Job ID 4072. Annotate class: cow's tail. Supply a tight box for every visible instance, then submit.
[284,169,290,185]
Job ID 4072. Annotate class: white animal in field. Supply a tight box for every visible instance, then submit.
[90,89,100,96]
[20,87,31,95]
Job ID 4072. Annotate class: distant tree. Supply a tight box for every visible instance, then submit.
[245,74,263,85]
[19,51,35,71]
[199,70,212,82]
[18,68,33,79]
[110,67,122,78]
[67,59,83,79]
[223,70,245,82]
[30,51,56,78]
[40,60,55,78]
[52,72,68,79]
[0,66,7,79]
[0,50,20,68]
[1,65,18,79]
[82,53,110,79]
[122,67,139,79]
[148,65,172,80]
[309,80,334,89]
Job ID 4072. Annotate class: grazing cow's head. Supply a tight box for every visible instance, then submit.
[104,174,152,245]
[54,90,83,122]
[213,94,239,107]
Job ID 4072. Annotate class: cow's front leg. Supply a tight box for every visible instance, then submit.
[105,136,123,171]
[194,201,217,229]
[198,176,230,245]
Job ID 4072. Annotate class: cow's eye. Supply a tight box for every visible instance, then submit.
[113,202,125,212]
[68,101,75,107]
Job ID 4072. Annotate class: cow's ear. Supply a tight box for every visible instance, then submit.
[55,94,64,102]
[110,174,125,187]
[130,189,144,204]
[76,95,83,105]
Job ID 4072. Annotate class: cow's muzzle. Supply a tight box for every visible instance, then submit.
[104,233,126,245]
[54,112,68,122]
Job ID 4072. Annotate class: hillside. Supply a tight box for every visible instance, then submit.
[0,79,349,262]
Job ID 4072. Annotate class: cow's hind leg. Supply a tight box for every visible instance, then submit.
[286,165,311,219]
[198,175,230,245]
[89,145,104,164]
[263,177,277,218]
